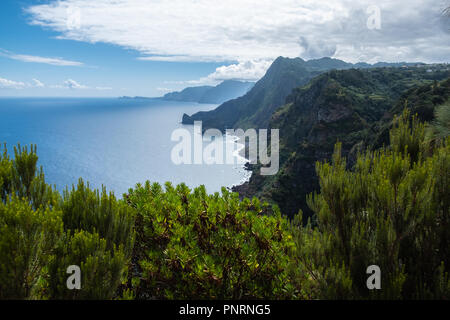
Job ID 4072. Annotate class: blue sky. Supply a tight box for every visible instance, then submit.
[0,0,228,97]
[1,0,449,97]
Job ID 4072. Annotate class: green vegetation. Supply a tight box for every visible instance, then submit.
[0,145,134,299]
[1,67,449,299]
[427,103,450,141]
[1,105,448,300]
[183,57,346,130]
[182,57,439,131]
[235,70,450,219]
[126,182,294,299]
[0,196,62,299]
[290,111,449,299]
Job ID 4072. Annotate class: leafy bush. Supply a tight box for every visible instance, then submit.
[0,144,135,300]
[126,182,295,299]
[1,104,448,300]
[62,179,135,254]
[291,110,450,299]
[0,196,63,299]
[427,103,450,141]
[45,230,128,300]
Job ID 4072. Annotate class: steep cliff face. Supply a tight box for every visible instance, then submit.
[182,57,427,131]
[182,57,364,130]
[233,68,450,219]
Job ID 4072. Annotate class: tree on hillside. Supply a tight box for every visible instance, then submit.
[290,109,450,299]
[0,145,135,299]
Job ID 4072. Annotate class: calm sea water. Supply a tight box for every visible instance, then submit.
[0,97,250,196]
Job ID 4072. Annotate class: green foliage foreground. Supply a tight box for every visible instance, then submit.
[126,182,294,299]
[0,145,134,299]
[293,110,449,299]
[0,109,448,299]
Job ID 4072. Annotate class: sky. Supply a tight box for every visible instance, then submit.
[0,0,449,97]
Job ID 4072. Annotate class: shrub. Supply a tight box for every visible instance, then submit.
[45,230,128,300]
[427,103,450,141]
[293,110,450,299]
[0,196,63,299]
[62,179,135,255]
[126,182,295,299]
[0,144,135,300]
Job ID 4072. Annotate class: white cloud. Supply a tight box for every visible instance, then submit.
[0,77,49,89]
[32,78,45,87]
[0,49,83,66]
[63,79,88,89]
[25,0,450,64]
[298,36,337,60]
[0,76,110,91]
[156,87,173,93]
[205,60,273,82]
[0,77,27,89]
[59,79,111,90]
[172,59,273,85]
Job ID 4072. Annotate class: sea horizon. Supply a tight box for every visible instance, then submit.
[0,97,251,197]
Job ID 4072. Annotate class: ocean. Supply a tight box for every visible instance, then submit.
[0,97,250,196]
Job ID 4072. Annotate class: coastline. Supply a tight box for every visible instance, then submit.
[224,133,253,191]
[225,134,256,196]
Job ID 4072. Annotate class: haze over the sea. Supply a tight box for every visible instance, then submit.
[0,97,251,195]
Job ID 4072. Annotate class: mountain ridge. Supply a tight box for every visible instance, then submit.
[182,56,426,130]
[163,80,254,104]
[232,67,450,219]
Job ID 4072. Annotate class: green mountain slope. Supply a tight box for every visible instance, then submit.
[233,67,450,219]
[182,57,426,130]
